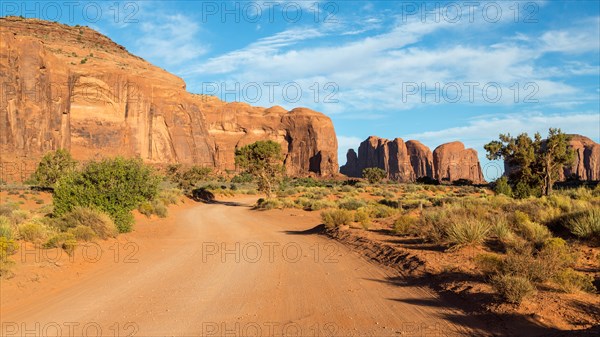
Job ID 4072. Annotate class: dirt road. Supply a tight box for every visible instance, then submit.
[1,198,489,336]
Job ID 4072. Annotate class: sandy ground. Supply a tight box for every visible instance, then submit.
[1,197,491,337]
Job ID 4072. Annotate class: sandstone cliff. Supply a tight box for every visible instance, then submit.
[0,17,338,177]
[340,136,485,184]
[560,135,599,181]
[432,142,485,184]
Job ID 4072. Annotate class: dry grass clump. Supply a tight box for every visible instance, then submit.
[321,209,354,228]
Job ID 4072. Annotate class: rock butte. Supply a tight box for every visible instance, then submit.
[0,17,338,176]
[341,136,485,184]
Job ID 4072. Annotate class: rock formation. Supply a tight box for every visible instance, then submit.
[432,142,485,184]
[341,136,485,184]
[560,135,599,181]
[0,17,338,178]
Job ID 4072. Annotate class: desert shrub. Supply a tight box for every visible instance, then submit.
[0,203,19,217]
[567,209,600,240]
[158,187,182,205]
[53,157,160,232]
[168,165,212,192]
[354,208,371,229]
[59,207,118,239]
[304,199,336,211]
[553,268,596,293]
[18,222,47,242]
[321,209,354,228]
[445,220,490,249]
[513,211,551,245]
[255,198,282,210]
[493,176,513,197]
[44,233,77,254]
[338,198,366,210]
[138,201,154,217]
[379,199,401,209]
[368,204,397,218]
[491,219,513,242]
[231,172,254,184]
[393,215,417,235]
[31,149,78,187]
[0,237,18,262]
[340,185,355,193]
[475,253,504,275]
[0,223,13,239]
[491,274,535,304]
[363,167,386,184]
[9,209,30,225]
[68,225,96,241]
[151,199,168,218]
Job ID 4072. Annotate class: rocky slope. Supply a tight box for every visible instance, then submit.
[0,17,338,177]
[340,136,484,184]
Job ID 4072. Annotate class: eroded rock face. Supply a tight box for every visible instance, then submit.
[341,136,485,183]
[341,136,438,182]
[432,142,485,184]
[561,135,600,181]
[0,17,338,177]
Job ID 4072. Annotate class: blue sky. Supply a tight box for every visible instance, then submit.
[4,1,599,180]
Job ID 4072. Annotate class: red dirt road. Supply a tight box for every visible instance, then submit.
[1,198,489,336]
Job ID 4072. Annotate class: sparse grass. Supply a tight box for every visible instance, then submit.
[567,209,600,240]
[445,220,490,249]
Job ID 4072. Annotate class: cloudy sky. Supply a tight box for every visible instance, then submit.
[4,1,599,180]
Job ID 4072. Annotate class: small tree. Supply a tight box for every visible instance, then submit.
[485,128,574,197]
[166,164,212,193]
[235,140,284,198]
[362,167,387,184]
[31,149,77,187]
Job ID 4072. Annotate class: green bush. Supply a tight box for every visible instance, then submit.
[321,209,354,228]
[68,225,96,241]
[368,204,397,219]
[231,172,254,184]
[475,253,504,275]
[255,198,282,210]
[53,157,160,232]
[59,207,118,239]
[0,237,18,261]
[445,220,490,249]
[338,198,366,210]
[151,199,168,218]
[553,268,596,293]
[491,274,535,304]
[393,215,417,235]
[354,208,371,229]
[493,176,513,197]
[44,232,77,254]
[567,209,600,240]
[138,201,154,217]
[0,223,13,239]
[18,222,47,242]
[31,149,78,187]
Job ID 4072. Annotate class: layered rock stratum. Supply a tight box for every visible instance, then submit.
[0,17,338,177]
[340,136,485,184]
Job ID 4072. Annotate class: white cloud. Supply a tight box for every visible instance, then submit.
[135,14,207,66]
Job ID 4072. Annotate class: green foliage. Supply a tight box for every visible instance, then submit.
[0,222,13,239]
[231,172,254,184]
[337,198,366,210]
[321,209,354,228]
[53,157,159,232]
[445,220,490,249]
[368,204,397,218]
[31,149,78,187]
[58,207,118,239]
[394,215,417,235]
[18,222,47,242]
[0,237,18,261]
[44,233,77,255]
[354,208,371,229]
[362,167,387,184]
[567,209,600,240]
[235,140,284,198]
[68,225,96,241]
[553,268,596,293]
[493,176,513,197]
[485,128,574,197]
[168,165,212,193]
[491,274,536,304]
